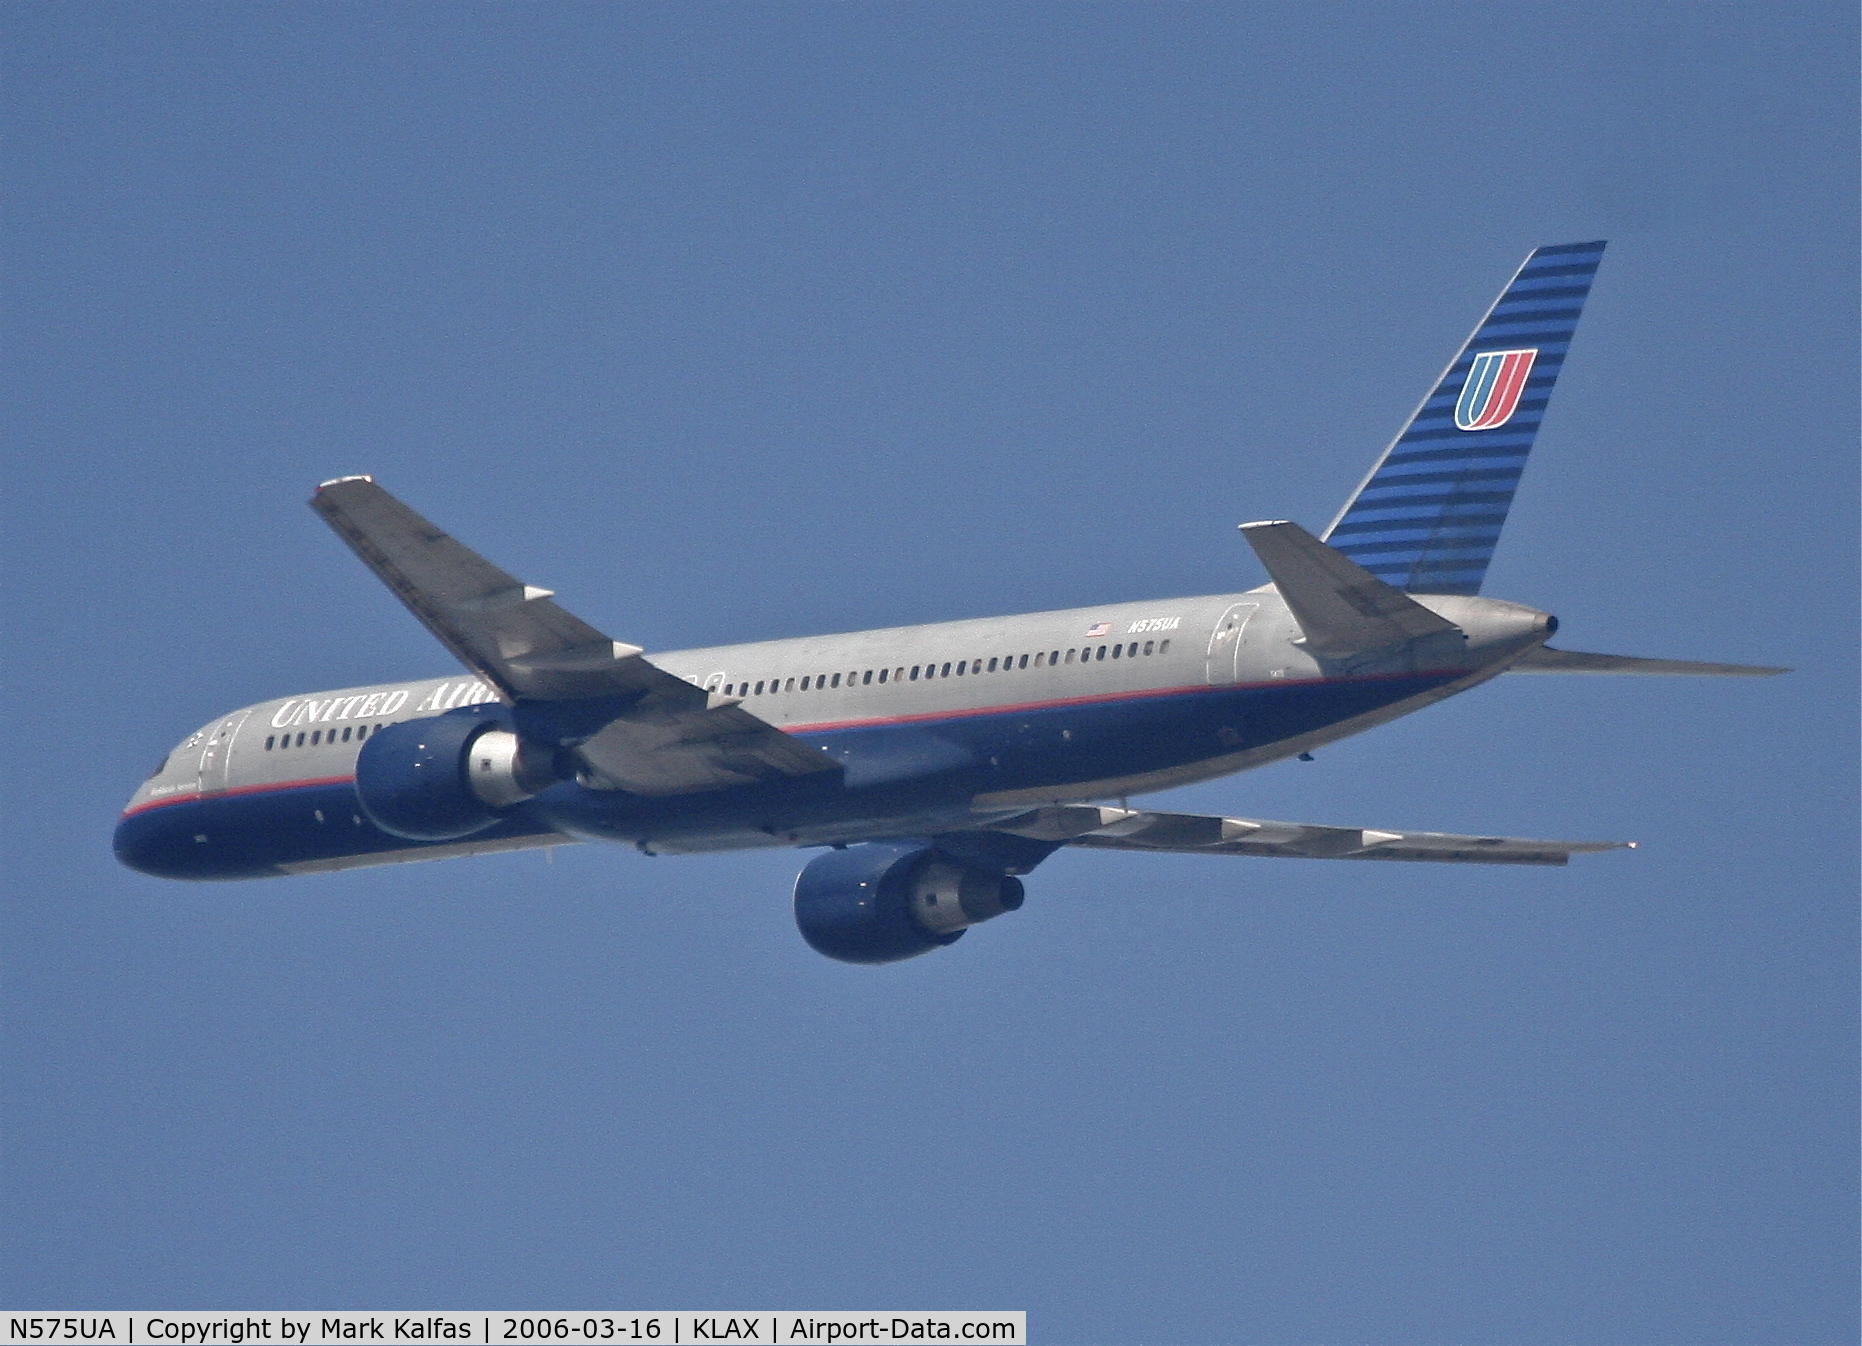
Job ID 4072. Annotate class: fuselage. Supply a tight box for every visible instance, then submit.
[115,586,1553,880]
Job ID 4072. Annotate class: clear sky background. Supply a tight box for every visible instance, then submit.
[4,4,1856,1341]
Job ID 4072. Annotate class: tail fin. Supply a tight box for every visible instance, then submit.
[1323,241,1606,595]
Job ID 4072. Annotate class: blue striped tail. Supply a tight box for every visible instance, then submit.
[1322,241,1606,595]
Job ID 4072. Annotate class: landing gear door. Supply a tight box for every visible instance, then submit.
[196,708,252,793]
[1205,604,1259,686]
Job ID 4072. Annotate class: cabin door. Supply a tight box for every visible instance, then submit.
[1204,604,1258,685]
[196,708,253,793]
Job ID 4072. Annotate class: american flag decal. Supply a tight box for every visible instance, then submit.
[1455,348,1538,431]
[1085,622,1112,638]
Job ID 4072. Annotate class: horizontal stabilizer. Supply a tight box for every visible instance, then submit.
[1239,520,1460,661]
[1509,647,1789,676]
[986,804,1626,866]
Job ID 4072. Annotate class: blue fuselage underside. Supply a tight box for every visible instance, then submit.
[115,674,1460,880]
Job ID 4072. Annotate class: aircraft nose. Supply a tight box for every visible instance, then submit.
[113,807,278,881]
[114,808,202,879]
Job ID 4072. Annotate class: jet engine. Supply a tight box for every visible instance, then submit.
[354,708,557,841]
[792,841,1025,964]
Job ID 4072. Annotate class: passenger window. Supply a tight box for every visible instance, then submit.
[864,670,874,685]
[1034,653,1045,667]
[940,662,950,677]
[357,725,369,739]
[801,676,811,690]
[342,726,352,742]
[296,732,306,747]
[878,669,888,683]
[895,668,905,683]
[909,666,920,680]
[831,673,841,688]
[784,678,795,692]
[987,658,998,672]
[1065,649,1076,664]
[755,681,765,695]
[1144,641,1155,656]
[1128,642,1139,657]
[1111,644,1121,659]
[265,735,275,750]
[1050,650,1060,664]
[1159,639,1171,654]
[1096,645,1107,661]
[311,730,321,745]
[1018,654,1029,669]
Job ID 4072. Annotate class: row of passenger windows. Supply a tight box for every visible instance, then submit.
[720,639,1171,699]
[264,723,384,750]
[257,637,1176,749]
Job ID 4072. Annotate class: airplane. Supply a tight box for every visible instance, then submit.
[115,240,1787,963]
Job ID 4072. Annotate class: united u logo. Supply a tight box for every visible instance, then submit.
[1455,348,1538,431]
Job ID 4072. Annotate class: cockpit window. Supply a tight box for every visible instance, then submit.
[145,755,169,780]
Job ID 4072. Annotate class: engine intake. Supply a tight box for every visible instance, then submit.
[793,842,1026,964]
[355,710,556,841]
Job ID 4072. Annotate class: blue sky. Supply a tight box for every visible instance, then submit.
[4,4,1856,1341]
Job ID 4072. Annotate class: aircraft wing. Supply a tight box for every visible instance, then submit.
[310,476,838,795]
[989,805,1627,866]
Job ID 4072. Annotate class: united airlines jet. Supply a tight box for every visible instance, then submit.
[116,242,1785,962]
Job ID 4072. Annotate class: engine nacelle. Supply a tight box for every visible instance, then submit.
[792,842,1026,964]
[355,710,556,841]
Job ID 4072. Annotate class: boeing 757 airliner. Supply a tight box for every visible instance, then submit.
[116,242,1785,962]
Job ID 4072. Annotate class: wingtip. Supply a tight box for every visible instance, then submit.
[1238,519,1292,531]
[315,474,375,492]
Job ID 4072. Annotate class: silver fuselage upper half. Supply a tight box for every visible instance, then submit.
[124,588,1552,871]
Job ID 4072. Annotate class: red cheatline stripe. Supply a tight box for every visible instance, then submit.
[121,774,355,818]
[785,669,1470,734]
[122,668,1476,815]
[787,682,1215,733]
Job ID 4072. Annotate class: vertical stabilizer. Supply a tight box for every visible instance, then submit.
[1323,241,1606,595]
